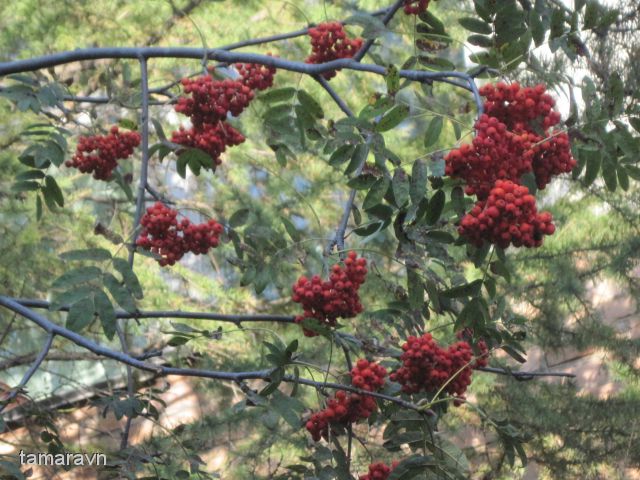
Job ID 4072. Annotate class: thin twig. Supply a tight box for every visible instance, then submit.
[477,366,576,380]
[0,333,54,413]
[12,298,296,324]
[0,296,430,415]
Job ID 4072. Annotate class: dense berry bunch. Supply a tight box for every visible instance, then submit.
[306,22,363,80]
[530,132,575,189]
[171,122,245,167]
[350,359,387,392]
[66,127,141,180]
[235,61,276,91]
[480,82,561,132]
[390,333,484,400]
[403,0,432,15]
[136,202,223,266]
[359,462,397,480]
[445,82,575,248]
[175,75,254,127]
[456,329,490,369]
[292,251,368,336]
[305,390,378,441]
[305,358,386,442]
[445,114,537,199]
[458,180,555,249]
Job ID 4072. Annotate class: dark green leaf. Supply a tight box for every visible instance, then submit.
[375,104,410,132]
[66,297,95,332]
[424,116,443,148]
[94,289,117,340]
[52,266,103,289]
[44,176,64,207]
[459,17,492,34]
[60,248,112,262]
[425,190,445,225]
[229,208,250,228]
[297,90,324,119]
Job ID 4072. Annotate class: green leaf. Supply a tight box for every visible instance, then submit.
[583,149,602,186]
[424,116,443,148]
[66,297,95,332]
[467,34,494,47]
[229,208,250,228]
[12,180,40,192]
[52,266,103,289]
[347,173,378,190]
[113,258,144,299]
[15,170,45,181]
[94,289,117,340]
[363,177,390,210]
[60,248,112,262]
[103,273,137,312]
[375,104,410,132]
[270,390,305,428]
[602,159,618,191]
[502,345,527,363]
[281,216,301,241]
[407,268,423,310]
[36,194,43,220]
[530,10,545,47]
[260,87,297,103]
[441,279,483,298]
[329,145,356,167]
[410,159,428,204]
[297,90,324,119]
[43,175,64,207]
[388,455,435,480]
[392,168,410,208]
[617,166,630,191]
[459,17,492,34]
[425,190,445,225]
[345,143,369,176]
[150,118,166,140]
[584,0,600,29]
[385,65,401,95]
[119,118,138,131]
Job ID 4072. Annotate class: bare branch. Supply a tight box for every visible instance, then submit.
[477,366,576,381]
[0,296,430,415]
[0,333,54,413]
[12,298,297,324]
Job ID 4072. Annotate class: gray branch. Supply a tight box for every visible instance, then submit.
[0,333,54,413]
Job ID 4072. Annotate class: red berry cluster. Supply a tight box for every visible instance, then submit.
[445,114,538,199]
[235,60,276,91]
[170,122,245,167]
[390,333,484,401]
[171,65,275,169]
[403,0,433,15]
[456,328,490,369]
[175,75,254,127]
[306,22,363,80]
[66,127,141,180]
[445,82,575,248]
[305,359,386,442]
[291,251,367,337]
[458,180,555,249]
[136,202,223,266]
[360,462,398,480]
[351,359,388,391]
[481,82,561,132]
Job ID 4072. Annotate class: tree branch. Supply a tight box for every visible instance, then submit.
[0,296,431,415]
[477,366,576,381]
[0,333,54,413]
[12,298,297,324]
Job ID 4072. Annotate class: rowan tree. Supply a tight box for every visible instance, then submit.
[0,1,638,479]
